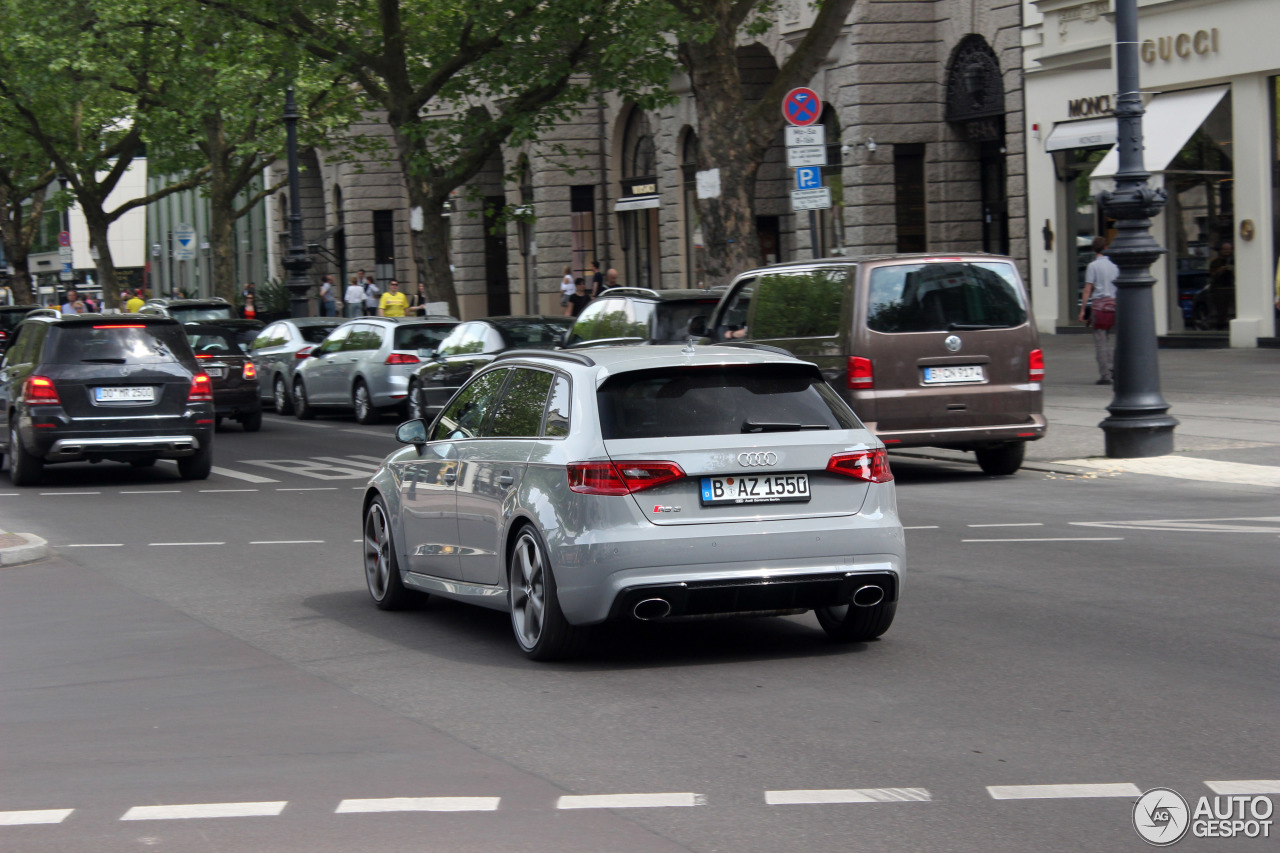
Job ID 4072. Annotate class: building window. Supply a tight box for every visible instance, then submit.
[894,144,926,252]
[373,210,395,288]
[681,133,706,287]
[570,185,595,284]
[620,108,660,290]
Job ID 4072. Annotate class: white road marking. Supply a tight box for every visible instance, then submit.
[120,490,181,495]
[312,456,381,471]
[148,541,225,547]
[0,492,20,496]
[556,793,702,810]
[0,808,73,825]
[1073,516,1280,533]
[249,540,325,545]
[962,537,1124,543]
[903,525,939,530]
[39,491,100,496]
[335,797,500,813]
[288,421,334,429]
[348,455,389,464]
[341,428,390,437]
[1058,456,1280,488]
[210,466,278,483]
[200,489,259,493]
[121,801,287,820]
[61,543,123,548]
[967,522,1044,528]
[1205,780,1280,795]
[276,487,338,492]
[766,788,931,805]
[987,783,1141,800]
[245,459,369,480]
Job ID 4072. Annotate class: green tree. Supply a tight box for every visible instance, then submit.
[201,0,681,317]
[0,101,55,304]
[675,0,858,286]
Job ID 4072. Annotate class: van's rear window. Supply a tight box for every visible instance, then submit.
[597,364,860,440]
[866,262,1026,333]
[44,324,190,364]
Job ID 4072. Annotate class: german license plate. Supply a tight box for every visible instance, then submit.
[700,473,810,505]
[922,365,985,384]
[95,386,154,402]
[204,367,226,378]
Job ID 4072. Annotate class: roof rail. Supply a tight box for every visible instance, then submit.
[494,348,596,367]
[25,307,61,319]
[711,341,795,357]
[600,287,661,298]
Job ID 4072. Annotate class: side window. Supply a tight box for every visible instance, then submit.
[543,375,571,438]
[570,298,634,343]
[486,368,554,438]
[716,281,755,340]
[455,324,488,354]
[251,324,280,350]
[748,269,847,339]
[315,325,351,354]
[435,323,471,356]
[431,368,509,441]
[343,324,379,351]
[479,325,505,354]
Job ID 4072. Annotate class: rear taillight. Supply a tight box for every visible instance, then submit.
[567,461,685,496]
[24,375,60,404]
[826,449,893,483]
[188,373,214,402]
[385,353,420,365]
[847,356,873,389]
[242,362,257,380]
[1028,348,1045,382]
[295,346,314,360]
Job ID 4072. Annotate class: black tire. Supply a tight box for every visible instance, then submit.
[293,379,316,420]
[363,497,421,610]
[406,380,426,422]
[8,423,42,486]
[507,525,588,661]
[213,415,224,428]
[353,381,379,425]
[239,410,263,432]
[273,375,294,415]
[130,458,157,468]
[975,441,1026,476]
[815,599,897,643]
[176,442,213,480]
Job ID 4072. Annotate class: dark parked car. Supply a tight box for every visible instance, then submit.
[405,316,572,421]
[140,297,264,339]
[186,324,263,431]
[0,305,45,354]
[565,288,722,348]
[0,313,215,485]
[249,317,343,414]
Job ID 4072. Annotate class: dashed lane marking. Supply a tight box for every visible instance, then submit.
[0,492,19,496]
[39,491,100,496]
[249,540,324,545]
[61,544,123,548]
[335,797,500,814]
[766,788,931,805]
[1205,780,1280,795]
[987,783,1141,800]
[121,801,287,821]
[903,526,939,530]
[967,523,1044,528]
[962,537,1124,543]
[148,541,225,547]
[0,809,73,825]
[556,793,703,810]
[277,487,338,492]
[120,490,180,495]
[200,489,260,493]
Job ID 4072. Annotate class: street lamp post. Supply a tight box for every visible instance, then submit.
[1097,0,1177,457]
[282,87,312,318]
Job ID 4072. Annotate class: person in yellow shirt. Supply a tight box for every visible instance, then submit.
[378,279,408,317]
[125,290,146,313]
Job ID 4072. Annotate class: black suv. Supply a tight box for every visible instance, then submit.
[140,297,264,339]
[564,288,722,348]
[0,313,215,485]
[0,304,44,355]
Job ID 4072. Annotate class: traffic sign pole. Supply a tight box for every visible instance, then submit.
[783,87,829,259]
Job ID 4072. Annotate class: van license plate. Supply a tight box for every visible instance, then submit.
[922,365,985,384]
[700,473,810,505]
[95,386,155,402]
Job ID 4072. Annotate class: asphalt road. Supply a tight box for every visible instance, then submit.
[1,409,1276,852]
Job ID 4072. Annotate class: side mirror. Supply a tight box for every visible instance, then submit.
[396,418,428,448]
[687,315,708,337]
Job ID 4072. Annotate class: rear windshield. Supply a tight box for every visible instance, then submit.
[0,310,33,332]
[187,329,248,357]
[499,319,573,348]
[394,324,454,352]
[301,325,338,344]
[653,300,720,343]
[44,323,191,365]
[168,305,238,323]
[866,262,1026,333]
[597,364,860,440]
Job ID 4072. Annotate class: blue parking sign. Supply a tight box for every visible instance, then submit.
[794,166,822,191]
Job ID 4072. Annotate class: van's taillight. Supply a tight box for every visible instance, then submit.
[567,461,685,496]
[188,373,214,402]
[826,449,893,483]
[242,362,257,380]
[24,375,60,404]
[847,356,874,389]
[295,346,314,360]
[1028,348,1045,382]
[385,353,420,365]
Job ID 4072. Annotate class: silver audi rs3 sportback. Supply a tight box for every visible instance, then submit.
[361,344,905,660]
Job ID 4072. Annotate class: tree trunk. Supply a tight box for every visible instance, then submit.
[389,122,459,317]
[83,211,121,309]
[0,186,47,304]
[7,247,36,305]
[208,184,239,304]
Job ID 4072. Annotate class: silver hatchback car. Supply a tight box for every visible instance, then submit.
[361,344,905,660]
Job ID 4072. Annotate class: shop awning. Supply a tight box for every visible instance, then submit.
[1044,117,1117,152]
[614,196,660,212]
[1089,86,1229,180]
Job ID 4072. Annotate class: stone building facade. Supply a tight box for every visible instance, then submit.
[273,0,1027,321]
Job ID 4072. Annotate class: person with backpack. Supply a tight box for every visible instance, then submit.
[1079,236,1118,386]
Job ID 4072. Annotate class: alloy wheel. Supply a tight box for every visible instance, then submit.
[509,531,546,650]
[364,502,392,601]
[273,377,290,412]
[407,382,423,421]
[355,384,371,419]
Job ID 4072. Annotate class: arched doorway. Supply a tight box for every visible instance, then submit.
[945,35,1008,255]
[618,107,660,289]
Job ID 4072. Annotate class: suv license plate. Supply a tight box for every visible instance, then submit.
[700,473,810,505]
[922,365,985,384]
[95,386,155,402]
[203,367,226,378]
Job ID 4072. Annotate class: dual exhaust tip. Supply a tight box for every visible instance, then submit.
[630,584,885,621]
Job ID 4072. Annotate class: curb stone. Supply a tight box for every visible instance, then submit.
[0,532,50,566]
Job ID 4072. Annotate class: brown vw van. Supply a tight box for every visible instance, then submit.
[696,254,1046,474]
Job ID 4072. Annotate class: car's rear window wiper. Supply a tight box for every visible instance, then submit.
[741,420,830,433]
[81,357,127,363]
[948,323,1005,331]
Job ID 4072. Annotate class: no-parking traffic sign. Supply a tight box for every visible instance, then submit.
[782,87,822,127]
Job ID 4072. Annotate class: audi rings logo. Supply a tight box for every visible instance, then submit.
[738,451,778,467]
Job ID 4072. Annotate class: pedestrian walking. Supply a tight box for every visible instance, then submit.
[363,274,381,316]
[60,289,79,314]
[1079,236,1118,385]
[378,280,408,317]
[568,277,591,317]
[589,260,604,299]
[559,265,575,316]
[344,276,364,318]
[601,268,620,294]
[125,289,146,313]
[408,282,429,316]
[319,275,336,317]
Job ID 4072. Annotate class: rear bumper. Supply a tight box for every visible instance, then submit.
[865,414,1047,449]
[19,406,213,461]
[47,435,203,460]
[608,570,898,622]
[213,387,261,417]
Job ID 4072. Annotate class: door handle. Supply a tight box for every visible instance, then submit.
[498,473,514,487]
[443,472,457,484]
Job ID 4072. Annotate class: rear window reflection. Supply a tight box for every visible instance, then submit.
[866,262,1026,333]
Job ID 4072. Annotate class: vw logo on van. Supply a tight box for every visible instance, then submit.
[737,451,778,467]
[944,334,962,353]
